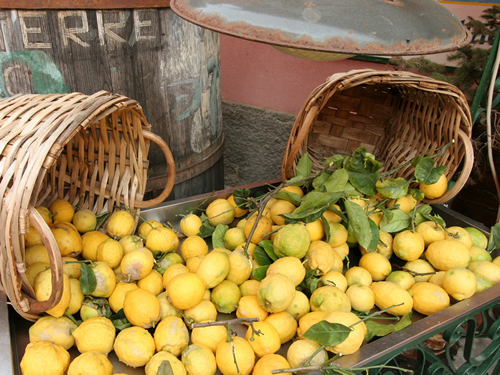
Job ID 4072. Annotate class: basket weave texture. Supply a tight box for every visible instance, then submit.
[282,69,474,204]
[0,91,175,320]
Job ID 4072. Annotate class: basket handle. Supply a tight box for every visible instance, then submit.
[424,129,475,205]
[134,130,176,208]
[25,207,64,314]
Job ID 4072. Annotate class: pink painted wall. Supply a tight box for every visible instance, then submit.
[219,34,395,115]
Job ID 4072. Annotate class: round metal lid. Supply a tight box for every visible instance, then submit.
[170,0,471,56]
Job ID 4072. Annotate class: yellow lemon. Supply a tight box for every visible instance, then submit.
[157,291,182,320]
[61,256,82,279]
[138,220,163,239]
[34,206,53,225]
[25,225,44,247]
[223,227,247,250]
[409,282,450,315]
[235,242,258,258]
[113,326,155,367]
[258,273,296,313]
[326,222,349,248]
[236,295,269,323]
[266,256,306,287]
[180,235,209,260]
[96,238,124,269]
[322,206,342,223]
[280,185,304,198]
[225,248,253,286]
[253,354,292,375]
[442,267,477,301]
[196,250,231,289]
[153,316,189,356]
[467,260,500,285]
[156,252,184,275]
[20,341,70,375]
[119,234,145,255]
[29,316,77,350]
[186,255,205,273]
[245,320,281,357]
[167,272,206,310]
[25,245,50,266]
[33,269,71,318]
[370,281,413,316]
[162,263,190,287]
[319,270,348,292]
[26,262,50,287]
[50,222,83,257]
[206,198,235,226]
[324,310,367,355]
[179,213,203,237]
[145,351,186,375]
[387,196,413,214]
[419,173,448,200]
[304,240,343,276]
[404,259,436,282]
[469,245,492,262]
[286,339,328,368]
[211,279,241,314]
[344,266,372,287]
[146,226,180,253]
[90,261,116,298]
[72,317,116,354]
[184,299,218,324]
[49,199,75,223]
[285,290,311,321]
[385,270,415,290]
[358,252,392,281]
[120,247,155,281]
[123,288,161,328]
[273,223,311,259]
[244,214,273,244]
[81,231,110,261]
[296,311,327,339]
[269,199,296,226]
[191,324,228,354]
[216,336,255,375]
[240,279,261,297]
[72,209,97,233]
[309,286,351,313]
[392,230,425,262]
[227,194,249,218]
[182,343,218,375]
[428,271,446,287]
[415,221,447,246]
[67,351,113,375]
[475,273,494,294]
[445,226,473,249]
[360,230,393,259]
[345,284,376,313]
[108,281,139,313]
[66,278,85,316]
[106,210,136,239]
[305,218,325,242]
[265,311,298,344]
[464,226,489,249]
[137,269,164,296]
[425,239,471,271]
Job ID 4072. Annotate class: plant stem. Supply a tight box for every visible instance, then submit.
[191,318,260,328]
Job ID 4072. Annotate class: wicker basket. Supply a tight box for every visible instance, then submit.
[0,91,176,320]
[282,69,474,204]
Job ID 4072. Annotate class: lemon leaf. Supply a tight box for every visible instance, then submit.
[325,168,349,193]
[322,154,348,169]
[252,265,269,281]
[212,224,229,249]
[345,147,382,195]
[302,320,351,347]
[254,247,274,266]
[376,178,409,199]
[414,157,446,184]
[274,190,302,206]
[258,240,278,262]
[80,263,97,295]
[365,312,412,342]
[296,152,312,178]
[380,209,411,233]
[312,171,331,190]
[344,199,373,250]
[487,221,500,251]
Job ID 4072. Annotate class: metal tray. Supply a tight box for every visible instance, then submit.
[6,180,500,374]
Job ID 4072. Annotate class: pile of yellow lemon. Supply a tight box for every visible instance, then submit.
[19,179,500,375]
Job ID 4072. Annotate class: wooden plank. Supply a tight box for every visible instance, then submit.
[0,0,170,9]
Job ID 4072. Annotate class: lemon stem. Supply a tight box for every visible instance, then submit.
[303,344,327,366]
[191,317,260,329]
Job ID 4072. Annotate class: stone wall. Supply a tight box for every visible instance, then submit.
[222,101,296,188]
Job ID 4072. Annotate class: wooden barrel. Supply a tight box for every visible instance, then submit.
[0,0,224,200]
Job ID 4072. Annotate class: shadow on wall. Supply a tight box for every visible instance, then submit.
[222,101,296,188]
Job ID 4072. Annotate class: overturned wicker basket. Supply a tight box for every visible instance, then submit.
[0,91,176,320]
[282,69,474,204]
